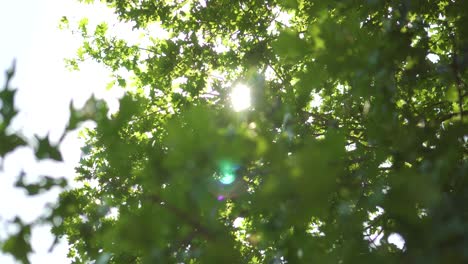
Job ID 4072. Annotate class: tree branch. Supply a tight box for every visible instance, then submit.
[438,110,468,122]
[146,194,214,241]
[448,26,465,121]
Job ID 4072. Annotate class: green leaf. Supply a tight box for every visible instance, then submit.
[58,16,69,30]
[35,135,62,161]
[446,85,458,102]
[0,133,26,157]
[279,0,298,10]
[67,96,108,131]
[2,219,32,264]
[272,30,309,62]
[15,172,68,196]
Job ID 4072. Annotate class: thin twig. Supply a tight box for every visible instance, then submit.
[269,64,285,83]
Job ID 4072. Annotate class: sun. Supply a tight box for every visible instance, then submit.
[231,84,251,111]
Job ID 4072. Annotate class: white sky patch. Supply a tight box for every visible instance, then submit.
[307,220,325,237]
[309,93,322,108]
[426,53,440,63]
[369,206,384,220]
[141,85,152,97]
[382,185,390,194]
[86,178,100,189]
[146,22,170,41]
[172,77,189,96]
[378,158,392,169]
[106,207,119,219]
[233,217,245,228]
[273,7,293,27]
[368,227,385,247]
[388,233,405,250]
[267,7,293,35]
[0,0,124,263]
[177,1,192,21]
[196,29,207,47]
[203,70,225,98]
[418,208,428,218]
[231,84,251,111]
[336,83,346,93]
[364,206,385,248]
[264,65,276,81]
[266,22,277,35]
[209,70,226,81]
[426,23,439,38]
[137,22,170,61]
[108,21,141,46]
[345,143,356,152]
[175,32,188,41]
[172,76,188,87]
[198,0,207,8]
[214,36,230,53]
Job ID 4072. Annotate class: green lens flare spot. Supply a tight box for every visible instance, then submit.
[216,160,239,185]
[219,172,236,185]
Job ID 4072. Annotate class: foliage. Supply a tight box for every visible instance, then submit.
[0,63,103,264]
[2,0,468,263]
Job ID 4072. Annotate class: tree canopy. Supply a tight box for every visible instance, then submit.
[1,0,468,263]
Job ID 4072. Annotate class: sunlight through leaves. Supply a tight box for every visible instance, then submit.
[230,84,251,111]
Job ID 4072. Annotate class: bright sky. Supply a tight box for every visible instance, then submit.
[0,1,122,263]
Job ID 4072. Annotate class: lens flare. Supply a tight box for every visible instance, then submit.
[219,172,236,185]
[231,84,251,111]
[217,160,239,185]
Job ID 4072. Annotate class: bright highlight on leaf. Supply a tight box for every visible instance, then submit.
[231,84,251,111]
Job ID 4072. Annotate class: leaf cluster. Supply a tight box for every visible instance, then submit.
[2,0,468,263]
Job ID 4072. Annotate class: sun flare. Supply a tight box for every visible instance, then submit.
[231,84,251,111]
